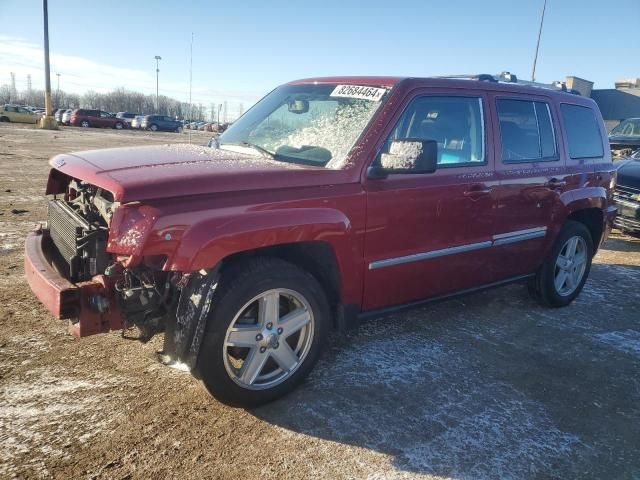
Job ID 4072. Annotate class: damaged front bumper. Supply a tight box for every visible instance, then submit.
[24,229,124,337]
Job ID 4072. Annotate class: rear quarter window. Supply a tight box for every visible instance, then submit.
[560,104,604,159]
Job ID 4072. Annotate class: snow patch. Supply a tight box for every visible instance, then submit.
[0,367,123,477]
[593,330,640,356]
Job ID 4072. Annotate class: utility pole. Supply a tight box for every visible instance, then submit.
[531,0,547,82]
[217,103,222,127]
[40,0,57,129]
[10,72,16,102]
[155,55,162,112]
[188,32,193,144]
[56,73,60,108]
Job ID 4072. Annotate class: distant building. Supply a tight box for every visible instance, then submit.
[565,76,593,97]
[564,77,640,131]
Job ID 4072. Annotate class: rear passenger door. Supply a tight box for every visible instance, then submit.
[98,111,112,127]
[489,93,566,279]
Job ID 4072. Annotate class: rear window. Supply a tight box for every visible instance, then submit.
[560,104,604,159]
[497,99,557,162]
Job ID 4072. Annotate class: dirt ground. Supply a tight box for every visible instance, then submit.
[0,123,639,480]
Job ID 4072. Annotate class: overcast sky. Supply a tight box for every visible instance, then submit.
[1,0,639,111]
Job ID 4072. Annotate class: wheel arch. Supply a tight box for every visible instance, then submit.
[566,207,604,252]
[216,241,347,330]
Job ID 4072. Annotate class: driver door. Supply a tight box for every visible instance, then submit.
[362,90,498,310]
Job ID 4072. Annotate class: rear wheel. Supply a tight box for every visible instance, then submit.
[0,116,9,122]
[80,120,90,128]
[529,220,593,307]
[196,258,330,407]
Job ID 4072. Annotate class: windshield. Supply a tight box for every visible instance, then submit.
[218,83,389,168]
[611,119,640,137]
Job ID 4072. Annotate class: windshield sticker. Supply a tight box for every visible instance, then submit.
[330,85,387,101]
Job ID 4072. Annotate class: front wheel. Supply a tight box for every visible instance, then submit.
[529,220,593,307]
[149,124,158,132]
[80,120,90,128]
[196,257,330,407]
[114,122,124,129]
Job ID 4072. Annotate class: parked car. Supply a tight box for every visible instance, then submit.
[116,112,141,125]
[61,109,73,125]
[54,108,65,123]
[141,115,182,132]
[0,104,40,124]
[25,75,616,407]
[130,115,145,129]
[613,149,640,234]
[70,109,127,129]
[199,122,211,131]
[609,118,640,157]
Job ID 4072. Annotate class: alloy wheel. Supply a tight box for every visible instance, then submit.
[554,235,587,296]
[222,288,315,390]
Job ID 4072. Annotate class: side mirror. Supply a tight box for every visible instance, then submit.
[370,139,438,178]
[288,99,309,114]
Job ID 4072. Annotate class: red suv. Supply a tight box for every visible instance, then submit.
[70,109,127,129]
[25,75,616,407]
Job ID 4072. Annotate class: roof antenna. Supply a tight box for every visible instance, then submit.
[531,0,547,82]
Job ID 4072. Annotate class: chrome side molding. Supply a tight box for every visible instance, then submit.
[369,226,548,270]
[492,226,547,246]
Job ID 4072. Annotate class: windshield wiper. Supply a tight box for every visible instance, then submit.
[220,142,275,159]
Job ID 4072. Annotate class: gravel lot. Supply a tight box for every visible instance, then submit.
[0,123,639,479]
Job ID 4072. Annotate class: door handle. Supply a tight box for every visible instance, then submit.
[545,178,567,189]
[463,185,492,198]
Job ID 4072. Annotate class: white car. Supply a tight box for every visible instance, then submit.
[131,115,145,129]
[116,112,140,126]
[61,109,73,125]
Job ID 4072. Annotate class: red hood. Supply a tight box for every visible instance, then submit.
[47,144,352,202]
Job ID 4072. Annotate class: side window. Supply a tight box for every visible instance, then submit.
[99,111,110,118]
[382,96,485,167]
[560,104,604,159]
[497,99,557,162]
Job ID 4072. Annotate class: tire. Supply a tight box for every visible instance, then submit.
[195,257,330,408]
[529,220,593,307]
[0,116,9,122]
[80,120,90,128]
[114,122,124,130]
[149,124,158,132]
[176,126,183,133]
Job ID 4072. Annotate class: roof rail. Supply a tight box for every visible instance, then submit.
[432,71,581,95]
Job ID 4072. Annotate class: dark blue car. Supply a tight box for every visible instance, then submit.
[141,115,183,132]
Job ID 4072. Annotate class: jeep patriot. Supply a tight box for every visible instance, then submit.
[25,74,617,406]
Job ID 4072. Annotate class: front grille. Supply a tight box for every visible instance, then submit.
[614,184,640,232]
[613,184,640,205]
[48,200,109,281]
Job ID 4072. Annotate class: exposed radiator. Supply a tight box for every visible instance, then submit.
[48,199,109,281]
